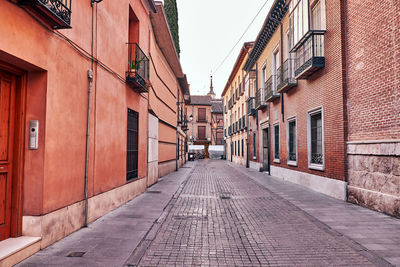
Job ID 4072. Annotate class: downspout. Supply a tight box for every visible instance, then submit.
[84,2,96,227]
[176,88,179,171]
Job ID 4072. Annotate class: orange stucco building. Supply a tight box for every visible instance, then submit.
[0,0,188,264]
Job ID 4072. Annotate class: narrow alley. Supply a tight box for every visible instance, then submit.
[18,160,400,266]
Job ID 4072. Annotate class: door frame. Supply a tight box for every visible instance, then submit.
[0,61,27,238]
[262,127,270,173]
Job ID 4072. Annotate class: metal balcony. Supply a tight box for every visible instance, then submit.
[265,75,280,102]
[229,98,233,109]
[247,97,256,116]
[256,87,267,109]
[277,58,297,93]
[126,43,149,93]
[242,116,246,130]
[236,88,240,100]
[18,0,72,29]
[293,30,326,79]
[239,82,244,96]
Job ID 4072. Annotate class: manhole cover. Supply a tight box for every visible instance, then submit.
[147,190,161,194]
[220,196,231,200]
[67,251,86,257]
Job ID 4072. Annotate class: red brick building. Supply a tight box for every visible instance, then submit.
[243,0,348,200]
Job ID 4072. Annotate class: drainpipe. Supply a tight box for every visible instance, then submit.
[176,88,179,171]
[84,2,96,227]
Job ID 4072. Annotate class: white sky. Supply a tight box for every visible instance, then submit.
[175,0,273,97]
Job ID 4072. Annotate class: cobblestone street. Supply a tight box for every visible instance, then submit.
[19,160,400,267]
[136,160,392,267]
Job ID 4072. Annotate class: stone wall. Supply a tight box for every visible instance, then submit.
[347,141,400,217]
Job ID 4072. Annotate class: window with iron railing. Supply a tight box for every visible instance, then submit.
[18,0,72,29]
[126,43,149,92]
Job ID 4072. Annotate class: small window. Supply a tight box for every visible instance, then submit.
[238,140,240,157]
[127,109,139,181]
[308,108,324,170]
[234,141,236,156]
[241,139,244,157]
[253,132,257,159]
[287,118,297,166]
[274,124,280,162]
[198,108,206,121]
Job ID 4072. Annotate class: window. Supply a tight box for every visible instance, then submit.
[274,124,280,162]
[241,139,244,157]
[272,47,280,91]
[127,109,139,181]
[287,118,297,165]
[198,126,206,140]
[198,108,206,121]
[234,141,236,156]
[312,0,326,30]
[289,0,310,48]
[253,132,257,159]
[238,140,240,157]
[308,108,324,170]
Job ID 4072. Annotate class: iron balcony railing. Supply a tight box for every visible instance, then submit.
[277,57,297,93]
[228,126,232,136]
[242,116,246,129]
[235,121,239,133]
[229,98,233,109]
[256,86,266,109]
[18,0,72,29]
[293,30,326,79]
[239,82,244,96]
[247,97,256,116]
[236,88,240,100]
[265,75,279,102]
[239,119,242,131]
[126,43,149,92]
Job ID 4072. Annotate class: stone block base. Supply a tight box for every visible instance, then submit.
[159,160,176,178]
[348,186,400,217]
[347,140,400,217]
[22,177,147,249]
[270,166,347,200]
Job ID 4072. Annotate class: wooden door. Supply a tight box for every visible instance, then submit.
[0,70,16,241]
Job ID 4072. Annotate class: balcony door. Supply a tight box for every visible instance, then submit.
[0,70,16,241]
[272,48,280,92]
[198,126,206,140]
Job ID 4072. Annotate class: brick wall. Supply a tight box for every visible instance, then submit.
[347,0,400,141]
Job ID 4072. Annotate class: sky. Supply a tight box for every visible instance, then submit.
[175,0,274,97]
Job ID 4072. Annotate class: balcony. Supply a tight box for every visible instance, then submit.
[247,97,256,116]
[229,98,233,109]
[265,75,280,102]
[235,121,238,133]
[228,126,231,136]
[233,92,237,104]
[293,30,325,79]
[236,88,240,100]
[239,82,244,96]
[18,0,72,29]
[239,119,242,131]
[126,43,149,93]
[277,58,297,93]
[255,87,266,109]
[242,116,246,130]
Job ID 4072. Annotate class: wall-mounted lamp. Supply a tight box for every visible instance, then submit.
[189,114,193,122]
[91,0,103,6]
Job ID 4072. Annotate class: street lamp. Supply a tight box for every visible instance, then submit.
[189,114,193,121]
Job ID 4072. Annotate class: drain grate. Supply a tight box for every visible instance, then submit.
[147,190,161,194]
[220,196,231,200]
[67,251,86,257]
[173,215,208,221]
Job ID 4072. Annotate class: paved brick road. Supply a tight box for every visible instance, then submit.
[136,160,388,267]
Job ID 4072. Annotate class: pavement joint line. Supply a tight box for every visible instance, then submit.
[228,161,394,267]
[123,162,197,267]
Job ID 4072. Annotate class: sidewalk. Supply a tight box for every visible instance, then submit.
[17,162,196,267]
[228,162,400,266]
